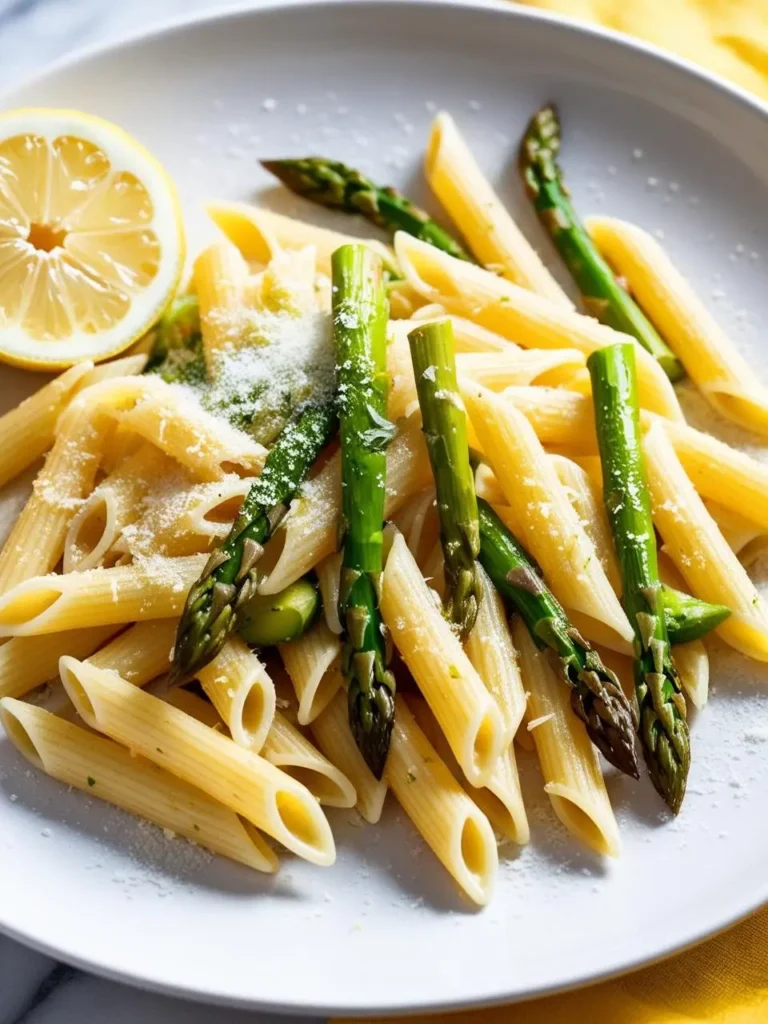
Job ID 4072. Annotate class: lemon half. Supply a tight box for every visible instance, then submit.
[0,108,184,370]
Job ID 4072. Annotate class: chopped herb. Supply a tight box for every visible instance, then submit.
[406,770,417,783]
[87,776,96,788]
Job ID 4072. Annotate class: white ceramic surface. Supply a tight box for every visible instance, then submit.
[1,1,768,1016]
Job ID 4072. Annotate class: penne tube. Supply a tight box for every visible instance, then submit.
[87,619,178,685]
[410,696,529,847]
[464,564,527,743]
[311,689,388,824]
[115,475,251,560]
[316,552,343,635]
[0,555,206,637]
[0,625,115,701]
[80,353,148,386]
[165,689,355,809]
[194,239,249,373]
[386,696,498,906]
[707,501,768,568]
[0,362,94,489]
[463,383,633,652]
[262,710,356,808]
[0,699,278,873]
[197,636,276,753]
[0,393,112,594]
[63,445,174,571]
[381,530,506,787]
[59,658,335,866]
[260,412,431,595]
[512,618,620,857]
[504,387,768,533]
[551,453,621,594]
[643,421,768,662]
[207,200,395,276]
[388,331,585,420]
[392,489,439,569]
[587,216,768,436]
[395,232,683,421]
[473,463,505,506]
[425,112,573,307]
[279,620,342,726]
[410,306,523,354]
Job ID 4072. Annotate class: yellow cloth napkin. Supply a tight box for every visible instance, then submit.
[337,906,768,1023]
[333,4,768,1022]
[519,0,768,100]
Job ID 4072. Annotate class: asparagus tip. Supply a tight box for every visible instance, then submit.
[347,678,395,780]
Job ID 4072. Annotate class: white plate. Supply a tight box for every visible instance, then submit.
[1,0,768,1015]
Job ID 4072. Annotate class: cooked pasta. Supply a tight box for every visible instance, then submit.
[395,232,683,421]
[425,112,573,307]
[59,658,335,866]
[0,625,115,701]
[512,618,620,857]
[279,620,342,725]
[0,555,206,636]
[0,698,278,872]
[463,383,632,652]
[587,216,768,436]
[197,636,276,753]
[381,530,506,787]
[386,696,498,906]
[643,421,768,662]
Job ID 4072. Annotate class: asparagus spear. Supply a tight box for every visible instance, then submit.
[408,319,481,640]
[145,295,207,387]
[238,578,319,647]
[477,499,639,779]
[664,587,730,645]
[588,342,690,813]
[171,401,338,681]
[262,157,471,262]
[520,105,684,382]
[333,243,396,778]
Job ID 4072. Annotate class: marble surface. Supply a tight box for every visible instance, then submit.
[0,5,326,1019]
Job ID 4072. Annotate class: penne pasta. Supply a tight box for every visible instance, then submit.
[464,564,527,744]
[463,383,633,652]
[165,689,355,809]
[0,625,115,701]
[194,239,249,373]
[381,530,506,787]
[587,215,768,436]
[279,619,342,725]
[0,555,206,637]
[425,112,573,307]
[551,453,621,594]
[59,658,335,866]
[311,689,388,824]
[207,200,395,276]
[410,696,529,846]
[260,412,431,595]
[197,636,276,753]
[0,699,278,873]
[512,618,620,857]
[386,696,498,906]
[0,392,112,594]
[63,445,174,571]
[395,232,683,421]
[316,552,343,635]
[643,421,768,662]
[87,619,178,685]
[392,488,439,569]
[707,501,768,568]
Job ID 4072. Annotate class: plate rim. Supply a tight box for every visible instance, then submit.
[0,0,767,1015]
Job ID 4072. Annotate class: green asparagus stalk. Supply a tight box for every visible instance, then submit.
[664,587,730,645]
[171,401,338,681]
[262,157,471,262]
[408,319,481,640]
[237,578,319,647]
[588,342,690,813]
[333,244,397,778]
[477,499,639,779]
[145,295,206,387]
[520,105,684,382]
